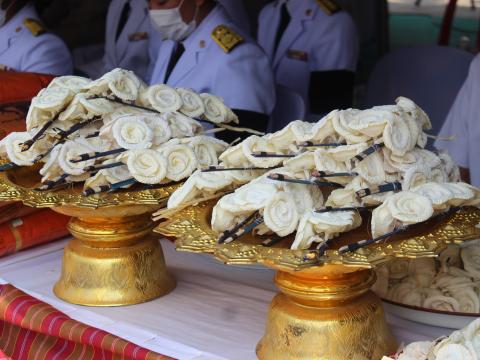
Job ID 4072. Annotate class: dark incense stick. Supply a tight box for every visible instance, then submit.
[251,151,295,158]
[0,162,17,172]
[218,212,258,244]
[314,206,375,213]
[223,216,264,244]
[20,118,56,152]
[37,173,69,191]
[83,178,137,196]
[338,226,408,254]
[71,148,127,163]
[297,141,346,148]
[201,165,272,172]
[83,161,125,173]
[311,170,358,178]
[268,173,344,188]
[356,181,402,198]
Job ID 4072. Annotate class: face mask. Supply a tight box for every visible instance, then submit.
[149,0,198,42]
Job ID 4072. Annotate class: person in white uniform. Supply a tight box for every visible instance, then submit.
[148,0,275,141]
[435,54,480,187]
[100,0,249,82]
[0,0,72,75]
[102,0,154,81]
[257,0,358,119]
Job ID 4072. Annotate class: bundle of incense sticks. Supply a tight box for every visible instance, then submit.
[218,212,263,244]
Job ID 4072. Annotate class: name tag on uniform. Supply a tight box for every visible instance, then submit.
[128,32,149,42]
[287,49,309,62]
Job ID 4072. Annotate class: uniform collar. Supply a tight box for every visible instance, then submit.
[286,0,319,21]
[182,4,222,54]
[164,5,223,85]
[272,0,316,66]
[0,3,33,54]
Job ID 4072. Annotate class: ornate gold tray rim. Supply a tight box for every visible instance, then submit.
[0,167,181,209]
[155,200,480,272]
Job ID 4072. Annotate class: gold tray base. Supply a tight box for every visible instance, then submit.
[256,269,397,360]
[53,208,176,306]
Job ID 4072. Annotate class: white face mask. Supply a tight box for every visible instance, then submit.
[149,0,198,42]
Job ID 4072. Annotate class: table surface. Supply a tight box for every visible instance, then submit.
[0,238,453,360]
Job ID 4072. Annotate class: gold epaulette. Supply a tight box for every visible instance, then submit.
[23,18,46,37]
[316,0,342,15]
[211,25,244,54]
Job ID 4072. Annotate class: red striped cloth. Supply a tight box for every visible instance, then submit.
[0,285,174,360]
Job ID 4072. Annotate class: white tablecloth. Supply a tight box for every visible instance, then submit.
[0,239,453,360]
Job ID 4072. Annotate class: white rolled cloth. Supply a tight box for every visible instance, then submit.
[127,149,167,184]
[176,88,205,118]
[160,144,198,182]
[140,84,182,113]
[58,140,95,176]
[111,116,153,150]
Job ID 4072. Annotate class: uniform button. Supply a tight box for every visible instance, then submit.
[306,9,312,16]
[199,40,206,48]
[15,27,21,32]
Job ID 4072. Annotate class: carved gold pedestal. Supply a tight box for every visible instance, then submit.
[0,165,180,306]
[257,268,396,360]
[156,200,480,360]
[53,207,175,306]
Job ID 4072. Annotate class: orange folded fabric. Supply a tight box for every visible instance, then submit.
[0,209,70,258]
[0,71,54,104]
[0,202,39,225]
[0,71,54,138]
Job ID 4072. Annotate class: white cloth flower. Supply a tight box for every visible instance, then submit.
[423,295,460,312]
[200,93,238,124]
[127,149,167,184]
[162,112,203,138]
[159,144,198,182]
[263,192,299,237]
[47,75,91,93]
[461,244,480,279]
[111,116,153,150]
[140,84,182,113]
[3,132,37,166]
[180,136,228,167]
[58,140,95,176]
[176,88,205,118]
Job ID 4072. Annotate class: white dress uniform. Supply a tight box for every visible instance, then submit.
[257,0,358,116]
[435,54,480,187]
[0,3,72,76]
[103,0,152,81]
[149,4,275,117]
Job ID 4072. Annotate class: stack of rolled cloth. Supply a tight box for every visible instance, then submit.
[373,240,480,314]
[382,318,480,360]
[165,97,480,252]
[0,68,258,197]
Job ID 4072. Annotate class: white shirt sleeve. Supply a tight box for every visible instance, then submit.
[435,55,480,168]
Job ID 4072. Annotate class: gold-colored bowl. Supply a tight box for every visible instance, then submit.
[0,164,180,306]
[155,200,480,360]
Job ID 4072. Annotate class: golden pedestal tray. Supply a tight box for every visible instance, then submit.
[0,164,179,306]
[156,200,480,360]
